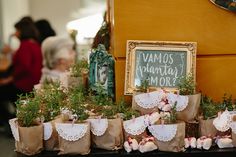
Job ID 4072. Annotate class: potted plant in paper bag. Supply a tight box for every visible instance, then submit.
[39,81,66,151]
[148,103,186,152]
[9,92,43,156]
[132,79,160,115]
[87,84,124,150]
[55,85,90,155]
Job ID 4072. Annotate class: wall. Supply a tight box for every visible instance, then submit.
[110,0,236,101]
[29,0,81,37]
[0,0,3,48]
[1,0,29,43]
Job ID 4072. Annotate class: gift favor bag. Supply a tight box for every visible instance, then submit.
[177,94,201,121]
[68,76,82,88]
[123,116,147,142]
[132,91,161,115]
[148,122,185,152]
[213,110,231,133]
[68,71,88,88]
[199,118,217,137]
[43,117,63,151]
[231,122,236,147]
[56,122,90,155]
[9,118,43,156]
[167,93,200,122]
[88,118,123,150]
[185,121,199,138]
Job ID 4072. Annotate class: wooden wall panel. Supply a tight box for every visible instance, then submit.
[110,0,236,101]
[196,55,236,100]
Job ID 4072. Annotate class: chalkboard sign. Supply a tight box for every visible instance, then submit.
[125,40,197,95]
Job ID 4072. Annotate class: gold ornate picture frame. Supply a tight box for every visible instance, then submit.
[124,40,197,95]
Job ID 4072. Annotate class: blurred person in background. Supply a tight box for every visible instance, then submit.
[0,17,42,131]
[35,19,56,44]
[38,36,75,88]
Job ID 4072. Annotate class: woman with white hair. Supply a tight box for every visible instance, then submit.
[39,36,76,88]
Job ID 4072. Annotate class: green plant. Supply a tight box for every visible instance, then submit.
[71,59,89,77]
[39,81,67,122]
[100,105,117,119]
[136,78,149,93]
[67,85,89,121]
[218,93,235,111]
[200,95,218,120]
[177,73,195,95]
[169,102,177,123]
[90,83,113,106]
[16,92,40,127]
[115,98,140,120]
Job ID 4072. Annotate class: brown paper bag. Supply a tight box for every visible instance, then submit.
[149,122,185,152]
[68,71,88,88]
[57,122,91,155]
[16,125,43,156]
[185,121,199,137]
[123,116,147,142]
[68,76,82,88]
[177,93,201,122]
[232,132,236,147]
[124,132,147,143]
[230,122,236,147]
[92,118,124,150]
[132,92,159,115]
[199,118,217,137]
[44,117,63,151]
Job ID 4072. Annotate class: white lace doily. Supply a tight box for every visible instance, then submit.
[230,122,236,134]
[55,123,88,141]
[43,122,53,140]
[123,116,146,135]
[9,118,19,141]
[148,124,177,142]
[167,93,189,111]
[213,110,232,132]
[87,118,108,136]
[134,91,162,109]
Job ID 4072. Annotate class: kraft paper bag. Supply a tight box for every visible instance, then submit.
[230,122,236,147]
[132,92,159,115]
[232,132,236,147]
[123,116,147,143]
[43,117,63,151]
[15,124,43,156]
[56,122,90,155]
[124,132,147,143]
[185,121,199,138]
[177,93,201,122]
[68,76,82,88]
[199,118,217,137]
[91,118,124,150]
[149,122,185,152]
[68,71,88,88]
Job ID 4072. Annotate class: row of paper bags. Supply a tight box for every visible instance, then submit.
[9,115,185,156]
[9,115,236,156]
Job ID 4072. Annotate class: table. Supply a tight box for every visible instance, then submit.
[16,147,236,157]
